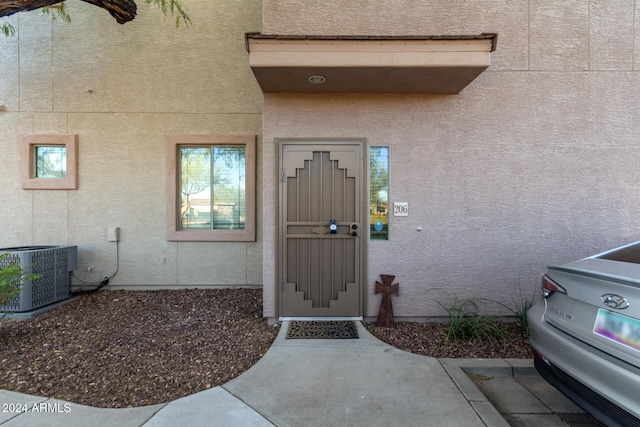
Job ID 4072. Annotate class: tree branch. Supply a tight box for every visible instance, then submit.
[80,0,136,23]
[0,0,66,16]
[0,0,137,24]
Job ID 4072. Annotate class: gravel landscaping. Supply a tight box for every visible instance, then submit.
[0,289,531,408]
[365,321,531,359]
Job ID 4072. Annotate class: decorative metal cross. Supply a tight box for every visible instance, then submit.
[375,274,399,327]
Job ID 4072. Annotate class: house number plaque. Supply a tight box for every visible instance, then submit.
[393,202,408,216]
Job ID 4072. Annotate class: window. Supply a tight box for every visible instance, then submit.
[166,135,256,242]
[20,134,78,190]
[179,146,246,230]
[370,146,389,240]
[36,146,67,178]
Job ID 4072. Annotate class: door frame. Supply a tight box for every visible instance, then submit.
[277,139,367,320]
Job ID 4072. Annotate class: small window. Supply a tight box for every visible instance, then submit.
[20,134,78,190]
[166,135,256,242]
[370,146,389,240]
[35,146,67,178]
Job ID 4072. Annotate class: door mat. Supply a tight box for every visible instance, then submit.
[286,320,359,339]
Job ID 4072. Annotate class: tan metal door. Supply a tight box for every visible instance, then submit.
[279,142,363,317]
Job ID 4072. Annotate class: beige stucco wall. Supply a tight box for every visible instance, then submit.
[260,0,640,318]
[0,1,264,288]
[3,0,639,318]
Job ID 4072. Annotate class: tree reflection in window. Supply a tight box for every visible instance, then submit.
[35,146,66,178]
[370,146,389,240]
[179,146,246,230]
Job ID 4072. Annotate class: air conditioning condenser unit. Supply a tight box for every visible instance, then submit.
[0,245,77,312]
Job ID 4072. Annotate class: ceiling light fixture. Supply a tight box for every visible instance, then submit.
[308,75,326,84]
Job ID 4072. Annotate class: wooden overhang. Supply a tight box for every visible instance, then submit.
[245,33,497,94]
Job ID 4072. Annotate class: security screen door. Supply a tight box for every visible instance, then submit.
[279,142,364,317]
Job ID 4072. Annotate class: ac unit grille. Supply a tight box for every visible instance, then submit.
[1,246,77,312]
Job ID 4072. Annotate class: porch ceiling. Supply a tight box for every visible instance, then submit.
[245,33,497,94]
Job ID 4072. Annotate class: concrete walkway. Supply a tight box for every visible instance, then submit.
[0,322,587,426]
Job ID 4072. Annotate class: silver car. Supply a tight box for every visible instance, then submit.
[528,241,640,427]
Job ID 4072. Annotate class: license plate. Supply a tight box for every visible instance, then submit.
[594,309,640,352]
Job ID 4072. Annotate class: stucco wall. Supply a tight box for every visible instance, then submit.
[0,1,264,288]
[260,0,640,318]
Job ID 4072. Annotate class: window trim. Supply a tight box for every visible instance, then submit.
[20,134,78,190]
[166,134,256,242]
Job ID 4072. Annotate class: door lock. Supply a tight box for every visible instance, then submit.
[329,219,337,234]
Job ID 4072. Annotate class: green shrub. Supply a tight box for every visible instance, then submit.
[434,295,506,344]
[510,288,536,333]
[0,253,39,306]
[486,286,538,336]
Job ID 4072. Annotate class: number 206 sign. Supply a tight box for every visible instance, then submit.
[393,202,408,216]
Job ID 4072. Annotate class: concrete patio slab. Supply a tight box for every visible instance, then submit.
[143,386,273,427]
